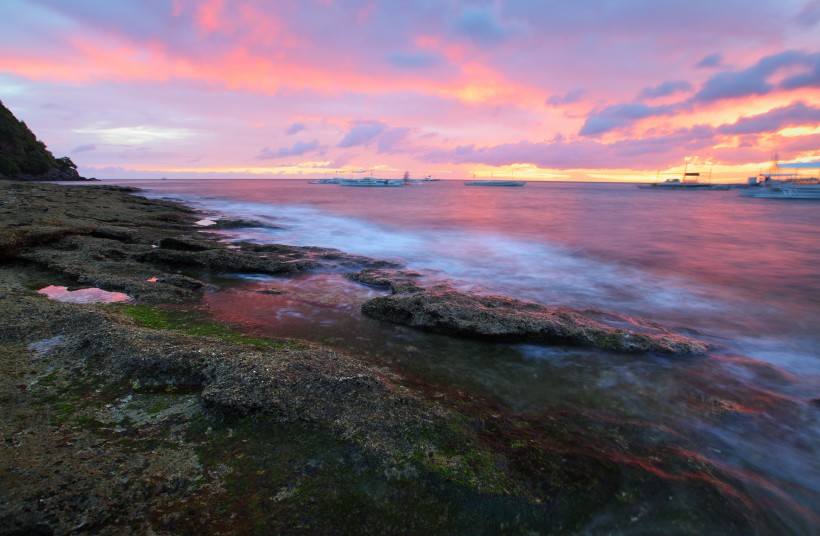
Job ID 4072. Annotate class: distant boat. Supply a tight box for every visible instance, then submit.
[464,180,526,187]
[741,156,820,199]
[637,177,714,190]
[743,177,820,199]
[637,165,723,190]
[406,175,441,184]
[339,177,403,187]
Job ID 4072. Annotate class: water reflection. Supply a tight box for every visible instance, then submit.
[201,273,818,530]
[37,285,131,304]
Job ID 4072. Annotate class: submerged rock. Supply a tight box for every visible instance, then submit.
[347,268,425,293]
[211,217,282,229]
[354,269,709,354]
[135,246,320,275]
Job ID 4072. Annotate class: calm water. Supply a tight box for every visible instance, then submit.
[116,179,819,532]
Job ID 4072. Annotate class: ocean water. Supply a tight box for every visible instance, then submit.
[117,179,819,531]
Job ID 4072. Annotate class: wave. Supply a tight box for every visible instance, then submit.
[148,193,819,376]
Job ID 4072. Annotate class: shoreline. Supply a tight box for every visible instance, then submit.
[0,181,795,534]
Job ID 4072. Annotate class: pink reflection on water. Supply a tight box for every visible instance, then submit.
[203,274,388,341]
[37,285,131,304]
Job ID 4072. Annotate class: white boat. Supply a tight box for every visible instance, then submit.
[406,175,441,184]
[743,178,820,199]
[339,177,403,187]
[742,158,820,199]
[464,180,526,187]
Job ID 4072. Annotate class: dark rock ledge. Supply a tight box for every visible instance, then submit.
[350,269,710,354]
[0,182,395,303]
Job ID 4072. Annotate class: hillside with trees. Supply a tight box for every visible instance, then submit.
[0,101,87,181]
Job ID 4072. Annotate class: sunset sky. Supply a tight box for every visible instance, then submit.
[1,0,819,182]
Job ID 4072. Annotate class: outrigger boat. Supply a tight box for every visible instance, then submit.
[637,175,717,189]
[638,164,724,189]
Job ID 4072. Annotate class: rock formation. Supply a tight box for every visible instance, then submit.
[351,269,710,354]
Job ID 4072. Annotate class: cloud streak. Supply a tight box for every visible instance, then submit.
[693,50,820,103]
[256,140,321,159]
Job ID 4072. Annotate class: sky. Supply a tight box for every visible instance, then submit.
[1,0,819,182]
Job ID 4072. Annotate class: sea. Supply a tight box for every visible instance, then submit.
[112,179,819,532]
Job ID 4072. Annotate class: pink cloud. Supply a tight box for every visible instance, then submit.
[195,0,225,34]
[1,0,818,180]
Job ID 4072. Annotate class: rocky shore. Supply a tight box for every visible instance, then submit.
[0,181,775,534]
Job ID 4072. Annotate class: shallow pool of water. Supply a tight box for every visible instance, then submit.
[37,285,131,304]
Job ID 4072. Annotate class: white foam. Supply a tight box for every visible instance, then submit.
[729,336,820,377]
[144,195,814,364]
[172,197,732,321]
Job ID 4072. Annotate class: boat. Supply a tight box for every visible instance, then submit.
[637,163,729,190]
[637,176,713,189]
[637,170,722,189]
[742,177,820,199]
[741,156,820,199]
[406,175,441,184]
[464,180,526,187]
[338,177,403,187]
[637,177,729,190]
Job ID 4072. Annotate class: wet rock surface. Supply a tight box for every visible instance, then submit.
[353,269,710,354]
[210,217,283,229]
[0,182,394,303]
[0,182,774,534]
[0,271,448,534]
[348,267,426,293]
